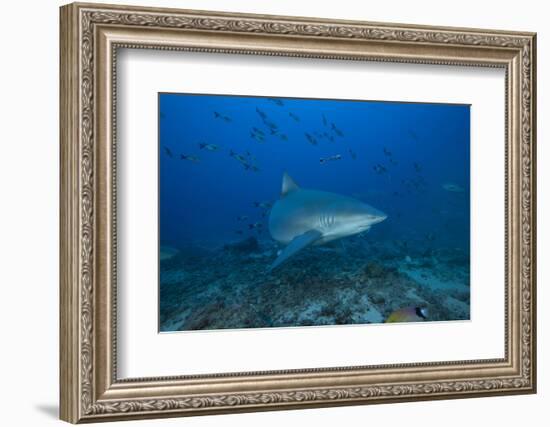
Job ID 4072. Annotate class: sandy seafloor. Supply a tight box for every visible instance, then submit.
[159,236,469,331]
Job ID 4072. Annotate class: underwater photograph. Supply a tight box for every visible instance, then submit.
[158,93,470,332]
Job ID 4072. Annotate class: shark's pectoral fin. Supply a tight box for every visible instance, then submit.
[269,230,322,272]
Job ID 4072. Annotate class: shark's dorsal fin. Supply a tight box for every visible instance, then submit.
[282,172,299,197]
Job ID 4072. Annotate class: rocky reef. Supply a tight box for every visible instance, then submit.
[160,236,470,331]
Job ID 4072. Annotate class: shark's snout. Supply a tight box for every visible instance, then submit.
[361,204,387,226]
[370,212,387,225]
[341,203,387,233]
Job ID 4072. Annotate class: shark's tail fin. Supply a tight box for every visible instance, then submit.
[198,142,206,149]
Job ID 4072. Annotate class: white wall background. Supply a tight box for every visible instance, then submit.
[0,0,545,426]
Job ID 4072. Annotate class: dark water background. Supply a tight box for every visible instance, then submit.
[158,93,470,331]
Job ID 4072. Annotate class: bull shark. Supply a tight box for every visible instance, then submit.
[268,172,387,271]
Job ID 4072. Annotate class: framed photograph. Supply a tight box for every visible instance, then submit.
[60,2,537,423]
[158,93,471,332]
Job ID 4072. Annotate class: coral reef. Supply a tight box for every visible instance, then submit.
[159,245,179,261]
[223,236,260,254]
[160,236,470,331]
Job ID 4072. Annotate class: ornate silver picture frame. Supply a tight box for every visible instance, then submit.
[60,2,536,423]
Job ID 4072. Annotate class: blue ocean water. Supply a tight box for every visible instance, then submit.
[158,93,470,331]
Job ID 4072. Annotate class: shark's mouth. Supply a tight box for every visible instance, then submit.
[357,224,373,232]
[369,214,388,225]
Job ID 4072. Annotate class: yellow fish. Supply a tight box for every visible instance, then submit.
[385,306,428,323]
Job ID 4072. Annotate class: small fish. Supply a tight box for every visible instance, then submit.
[383,147,392,157]
[234,155,258,172]
[180,154,200,163]
[349,149,357,160]
[214,111,232,122]
[414,162,422,173]
[254,201,272,209]
[268,97,284,106]
[442,182,465,192]
[237,216,249,221]
[279,134,288,141]
[305,132,318,145]
[331,123,344,137]
[442,209,451,215]
[160,112,166,120]
[322,114,328,127]
[163,146,173,158]
[329,135,335,143]
[248,222,263,229]
[386,307,428,323]
[198,142,220,151]
[320,154,342,164]
[289,112,300,122]
[250,132,265,143]
[255,107,268,120]
[389,158,398,165]
[402,177,423,193]
[252,127,265,136]
[229,150,248,165]
[243,162,258,172]
[270,128,278,135]
[264,119,278,130]
[425,232,436,242]
[235,230,244,235]
[245,151,257,162]
[373,164,387,174]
